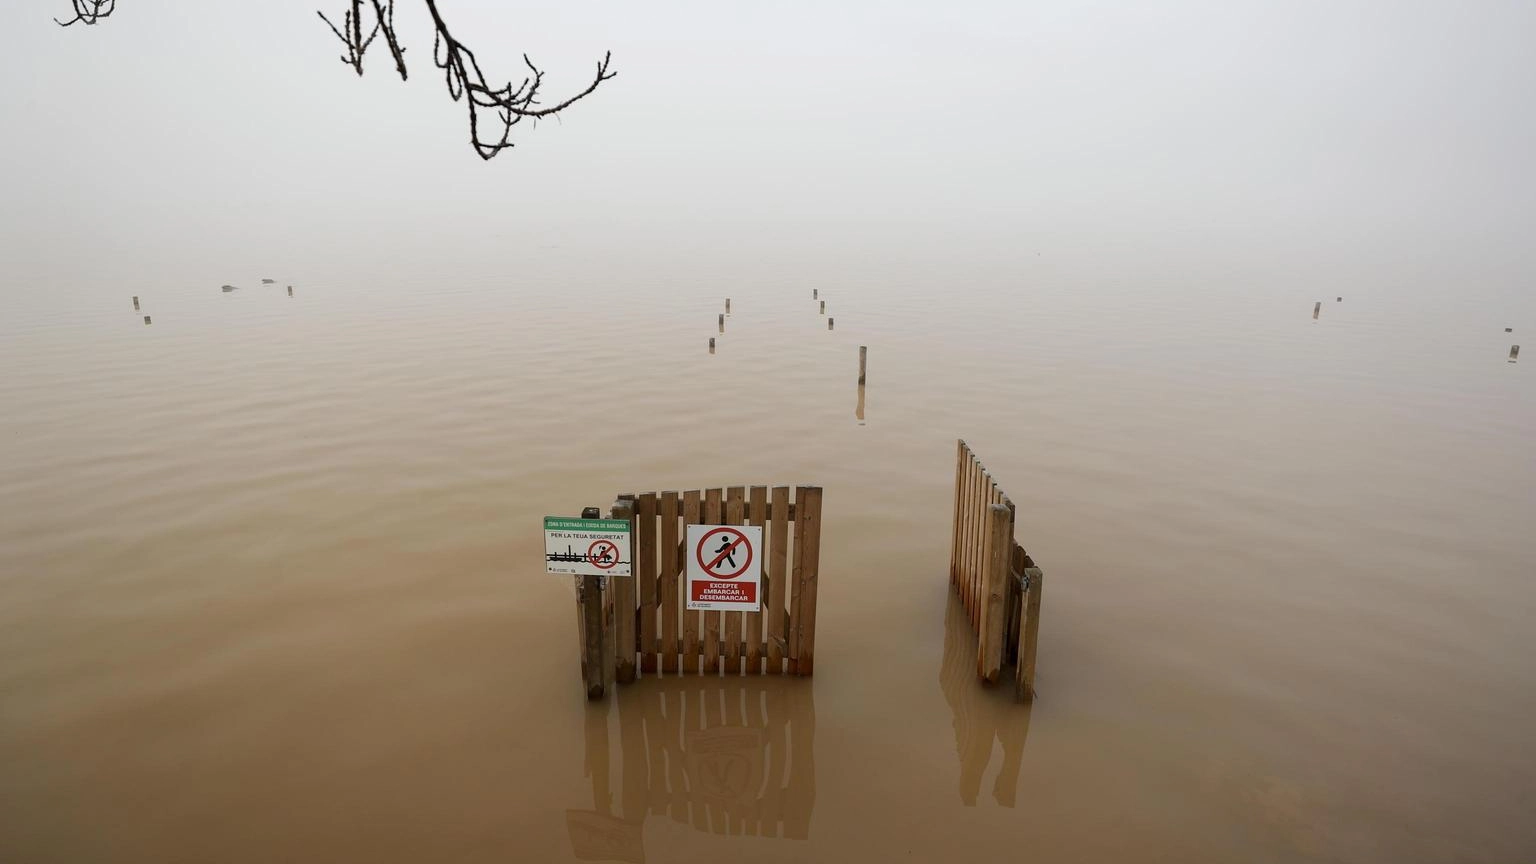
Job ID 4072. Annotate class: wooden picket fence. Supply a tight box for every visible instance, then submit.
[949,440,1044,700]
[567,676,816,860]
[577,485,823,696]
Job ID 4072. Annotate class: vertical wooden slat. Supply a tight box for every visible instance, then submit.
[747,486,768,674]
[964,458,976,618]
[682,490,702,674]
[637,492,658,675]
[967,464,983,623]
[767,486,790,674]
[1007,543,1026,666]
[724,486,746,675]
[703,488,723,674]
[950,439,966,586]
[612,498,638,684]
[957,449,971,607]
[980,503,1010,682]
[791,486,823,676]
[1018,567,1044,700]
[660,491,680,674]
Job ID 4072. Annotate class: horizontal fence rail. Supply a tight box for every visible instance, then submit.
[948,440,1044,700]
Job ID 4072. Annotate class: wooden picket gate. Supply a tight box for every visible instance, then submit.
[577,485,823,697]
[949,440,1044,700]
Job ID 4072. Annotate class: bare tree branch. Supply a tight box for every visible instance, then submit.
[55,0,115,26]
[54,0,614,159]
[422,0,614,159]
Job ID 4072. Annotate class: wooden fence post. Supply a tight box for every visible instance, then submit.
[979,504,1010,683]
[1017,568,1044,700]
[579,506,606,699]
[791,485,823,676]
[612,497,637,684]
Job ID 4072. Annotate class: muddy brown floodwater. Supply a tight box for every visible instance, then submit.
[1,248,1533,863]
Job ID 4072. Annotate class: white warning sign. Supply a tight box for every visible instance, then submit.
[686,524,763,611]
[545,516,632,577]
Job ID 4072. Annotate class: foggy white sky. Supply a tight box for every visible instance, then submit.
[2,0,1533,299]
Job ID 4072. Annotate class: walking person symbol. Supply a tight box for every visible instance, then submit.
[714,535,737,569]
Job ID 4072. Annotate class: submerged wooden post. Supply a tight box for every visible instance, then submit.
[287,286,294,296]
[979,504,1010,683]
[143,315,152,325]
[1017,568,1044,700]
[1313,301,1321,318]
[1512,345,1521,361]
[132,296,140,310]
[709,337,715,353]
[819,300,826,315]
[612,497,637,684]
[813,288,818,299]
[790,485,823,676]
[726,298,731,313]
[858,346,867,385]
[579,506,606,700]
[718,313,725,333]
[828,317,834,330]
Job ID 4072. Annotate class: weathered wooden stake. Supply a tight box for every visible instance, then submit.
[143,315,152,325]
[579,506,605,700]
[612,498,637,684]
[855,384,865,422]
[725,298,731,313]
[1512,345,1521,361]
[708,337,716,353]
[813,289,818,299]
[718,313,725,333]
[828,317,834,330]
[1017,567,1044,701]
[287,286,294,296]
[132,296,140,310]
[819,300,825,315]
[979,504,1010,683]
[1313,301,1322,318]
[858,346,867,385]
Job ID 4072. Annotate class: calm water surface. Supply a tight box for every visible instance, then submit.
[1,245,1532,863]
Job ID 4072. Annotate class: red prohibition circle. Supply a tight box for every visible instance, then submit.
[587,539,620,570]
[695,527,753,579]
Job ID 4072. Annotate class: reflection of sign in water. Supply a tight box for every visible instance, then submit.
[685,726,765,804]
[685,524,763,611]
[545,516,632,577]
[566,810,645,864]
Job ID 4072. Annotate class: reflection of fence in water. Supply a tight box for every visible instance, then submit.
[569,678,816,860]
[939,594,1031,807]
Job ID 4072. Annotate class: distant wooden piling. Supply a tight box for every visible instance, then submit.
[709,337,715,352]
[858,346,867,385]
[718,313,725,333]
[813,289,818,299]
[1313,301,1321,317]
[287,286,293,297]
[132,296,140,310]
[1336,296,1342,302]
[1506,328,1514,333]
[726,298,731,313]
[143,315,152,325]
[819,300,826,315]
[1512,345,1521,361]
[828,318,834,330]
